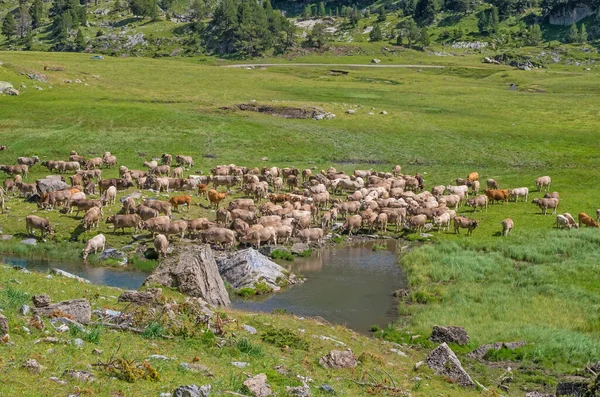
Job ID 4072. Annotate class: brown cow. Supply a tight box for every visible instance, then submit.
[208,189,227,209]
[578,212,600,228]
[106,214,142,234]
[169,195,192,211]
[26,215,55,238]
[454,216,479,236]
[484,189,509,204]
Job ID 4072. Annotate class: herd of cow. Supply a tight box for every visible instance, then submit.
[1,151,599,261]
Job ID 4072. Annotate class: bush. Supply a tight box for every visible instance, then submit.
[261,328,309,350]
[237,337,265,357]
[142,322,164,339]
[271,249,294,261]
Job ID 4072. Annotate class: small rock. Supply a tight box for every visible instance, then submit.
[92,348,103,355]
[23,358,42,373]
[173,384,211,397]
[371,59,381,64]
[243,324,257,334]
[73,338,84,347]
[345,109,356,114]
[1,234,13,241]
[390,348,407,357]
[290,243,310,255]
[19,304,30,315]
[429,325,470,345]
[232,361,250,368]
[149,354,173,360]
[5,88,18,96]
[414,361,424,370]
[261,157,269,162]
[34,337,62,344]
[0,313,8,335]
[380,111,388,115]
[319,349,357,369]
[98,248,127,265]
[525,392,554,397]
[320,384,336,394]
[55,324,69,333]
[64,369,95,382]
[286,383,311,396]
[21,238,37,246]
[243,373,272,397]
[556,381,588,396]
[49,376,67,385]
[32,294,51,307]
[22,326,30,334]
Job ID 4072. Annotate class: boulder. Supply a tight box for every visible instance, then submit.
[36,177,69,195]
[429,325,470,345]
[345,109,356,114]
[0,81,13,92]
[173,384,211,397]
[319,349,357,369]
[144,245,230,307]
[6,88,19,96]
[426,343,475,387]
[23,358,42,374]
[286,383,311,396]
[51,268,90,283]
[243,373,272,397]
[98,248,127,265]
[216,248,297,292]
[118,288,162,305]
[371,58,381,64]
[33,298,91,324]
[32,294,51,307]
[556,381,588,396]
[21,238,37,246]
[467,341,526,359]
[290,243,310,255]
[0,313,8,335]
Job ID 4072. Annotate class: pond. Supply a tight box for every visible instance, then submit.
[2,239,406,332]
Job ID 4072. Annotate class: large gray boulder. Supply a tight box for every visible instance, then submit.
[144,245,230,307]
[426,343,475,387]
[33,298,91,324]
[430,325,470,345]
[36,176,69,194]
[216,248,297,292]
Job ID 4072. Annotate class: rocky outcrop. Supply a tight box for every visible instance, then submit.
[144,245,230,307]
[33,298,91,324]
[243,373,272,397]
[36,176,69,195]
[467,341,526,359]
[319,349,358,369]
[118,288,162,305]
[426,343,475,387]
[548,4,594,26]
[430,325,470,345]
[216,248,298,292]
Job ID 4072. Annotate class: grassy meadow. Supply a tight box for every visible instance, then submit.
[0,51,599,393]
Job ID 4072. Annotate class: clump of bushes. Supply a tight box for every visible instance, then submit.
[261,327,309,351]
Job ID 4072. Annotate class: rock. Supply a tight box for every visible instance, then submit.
[0,81,13,92]
[345,109,356,114]
[320,384,336,394]
[36,177,69,195]
[259,245,285,257]
[32,294,51,307]
[33,299,92,324]
[1,234,13,241]
[173,384,211,397]
[144,245,230,307]
[51,268,90,283]
[23,358,42,374]
[216,248,297,293]
[183,296,213,316]
[120,192,142,202]
[19,304,30,315]
[556,381,588,396]
[232,361,250,368]
[429,325,470,345]
[64,369,95,382]
[180,363,214,376]
[21,238,37,246]
[73,338,84,347]
[6,88,19,96]
[49,376,67,385]
[34,336,62,344]
[98,248,127,265]
[426,343,475,387]
[261,157,269,162]
[243,373,272,397]
[319,349,357,369]
[290,243,310,255]
[286,383,311,396]
[243,324,257,334]
[526,392,555,397]
[380,111,388,115]
[0,313,8,335]
[92,348,103,355]
[118,288,162,305]
[467,341,526,359]
[549,4,594,25]
[371,59,381,64]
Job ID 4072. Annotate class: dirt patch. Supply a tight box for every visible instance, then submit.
[225,103,329,119]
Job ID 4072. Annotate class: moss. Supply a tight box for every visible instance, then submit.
[271,249,294,261]
[254,281,273,295]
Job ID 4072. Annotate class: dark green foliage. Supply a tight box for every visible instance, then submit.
[142,322,164,339]
[318,1,326,16]
[567,23,579,43]
[2,13,17,41]
[306,22,328,48]
[237,337,265,357]
[29,0,44,29]
[302,4,312,18]
[369,23,382,41]
[261,327,309,350]
[23,28,33,49]
[526,23,542,45]
[376,7,387,22]
[397,17,420,47]
[579,23,587,43]
[477,6,499,35]
[484,346,527,361]
[74,28,85,51]
[419,26,430,47]
[271,249,294,261]
[415,0,438,23]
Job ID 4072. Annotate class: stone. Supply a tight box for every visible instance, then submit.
[173,384,211,397]
[118,288,162,305]
[243,324,257,334]
[36,177,69,195]
[73,338,84,347]
[0,313,8,335]
[380,111,388,115]
[120,192,142,202]
[232,361,250,368]
[23,358,42,374]
[426,343,475,387]
[286,383,311,396]
[32,294,51,307]
[180,362,214,376]
[5,88,19,96]
[216,248,297,293]
[64,369,95,382]
[371,58,381,64]
[345,109,356,114]
[320,384,336,394]
[429,325,470,345]
[290,243,310,255]
[467,341,526,360]
[319,349,357,369]
[21,238,37,246]
[0,81,13,92]
[98,248,127,265]
[92,349,103,355]
[549,4,594,25]
[1,234,13,241]
[556,381,588,396]
[51,268,90,283]
[19,305,30,315]
[144,245,230,307]
[33,299,92,324]
[525,392,555,397]
[243,373,272,397]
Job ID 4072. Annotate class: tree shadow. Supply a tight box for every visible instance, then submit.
[111,17,141,28]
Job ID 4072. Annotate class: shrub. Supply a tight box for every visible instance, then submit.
[237,337,264,357]
[271,249,294,261]
[142,322,164,339]
[261,328,309,350]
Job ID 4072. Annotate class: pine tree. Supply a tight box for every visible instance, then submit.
[377,7,386,22]
[579,23,587,43]
[318,2,325,17]
[75,28,85,50]
[527,23,542,45]
[567,23,578,43]
[150,0,159,21]
[369,23,382,41]
[2,13,17,41]
[396,29,402,45]
[306,22,327,48]
[302,4,312,18]
[489,6,499,34]
[415,0,437,23]
[113,0,122,12]
[210,0,237,53]
[18,4,31,38]
[419,26,430,46]
[24,28,33,49]
[29,0,44,29]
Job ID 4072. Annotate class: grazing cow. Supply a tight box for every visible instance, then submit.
[82,207,102,230]
[122,197,137,214]
[501,218,514,236]
[486,179,499,189]
[99,178,133,194]
[484,189,509,204]
[296,228,324,245]
[176,155,194,169]
[151,165,171,176]
[86,157,103,170]
[135,205,159,220]
[433,212,451,232]
[563,213,578,229]
[200,227,236,249]
[467,172,479,182]
[169,195,192,211]
[532,198,559,215]
[375,213,388,232]
[431,185,445,197]
[208,189,228,209]
[408,214,427,233]
[471,180,480,194]
[466,195,488,212]
[197,183,208,199]
[213,175,241,189]
[82,234,105,261]
[154,234,169,257]
[556,214,571,229]
[578,212,600,228]
[69,199,102,217]
[142,199,172,216]
[106,214,142,234]
[509,187,529,202]
[161,153,172,166]
[544,191,560,200]
[454,216,479,236]
[242,226,277,248]
[171,167,184,178]
[26,215,55,238]
[536,176,551,192]
[0,164,28,177]
[18,156,40,167]
[340,215,362,236]
[102,186,117,206]
[141,216,171,236]
[216,208,231,225]
[153,220,188,239]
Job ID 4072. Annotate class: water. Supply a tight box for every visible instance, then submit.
[1,255,148,290]
[232,240,406,332]
[2,240,406,332]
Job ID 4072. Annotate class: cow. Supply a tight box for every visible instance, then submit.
[555,214,571,229]
[467,172,479,182]
[106,214,142,234]
[484,189,509,205]
[454,216,479,236]
[501,218,514,237]
[161,153,172,166]
[154,234,169,258]
[208,189,228,209]
[532,198,558,215]
[466,195,488,212]
[82,207,102,230]
[176,155,194,169]
[563,213,578,229]
[169,195,192,211]
[486,179,499,189]
[296,228,324,245]
[509,187,529,202]
[536,176,551,192]
[200,227,236,249]
[82,234,106,261]
[433,212,451,232]
[408,214,427,233]
[579,212,600,228]
[153,220,188,239]
[17,156,40,167]
[142,200,172,216]
[26,215,55,238]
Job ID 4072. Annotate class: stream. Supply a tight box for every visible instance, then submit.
[1,240,406,332]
